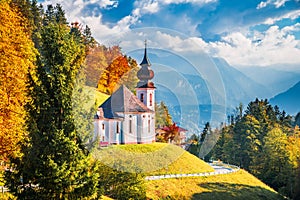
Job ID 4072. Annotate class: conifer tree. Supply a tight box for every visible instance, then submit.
[5,4,99,199]
[155,101,172,128]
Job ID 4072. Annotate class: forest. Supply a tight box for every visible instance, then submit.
[0,1,145,199]
[0,0,299,199]
[190,100,300,199]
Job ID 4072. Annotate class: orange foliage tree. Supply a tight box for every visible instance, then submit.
[0,1,36,162]
[97,54,139,95]
[85,45,122,87]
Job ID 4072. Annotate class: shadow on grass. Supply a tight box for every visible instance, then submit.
[191,182,285,200]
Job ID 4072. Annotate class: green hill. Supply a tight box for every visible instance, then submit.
[146,170,284,200]
[82,86,109,109]
[93,143,284,200]
[93,143,214,175]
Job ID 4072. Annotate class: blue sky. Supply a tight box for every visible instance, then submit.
[39,0,300,67]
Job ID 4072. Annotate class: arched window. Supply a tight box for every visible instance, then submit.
[140,93,144,103]
[116,122,120,133]
[149,93,153,106]
[148,119,151,133]
[129,119,132,134]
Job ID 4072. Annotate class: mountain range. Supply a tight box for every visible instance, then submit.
[129,50,300,131]
[270,81,300,115]
[237,66,300,96]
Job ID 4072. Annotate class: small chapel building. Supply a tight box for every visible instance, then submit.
[94,42,156,145]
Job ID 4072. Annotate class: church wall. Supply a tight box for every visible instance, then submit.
[136,88,155,111]
[93,120,100,142]
[137,114,145,143]
[94,119,110,146]
[147,90,155,111]
[136,112,156,144]
[122,114,138,144]
[109,120,121,144]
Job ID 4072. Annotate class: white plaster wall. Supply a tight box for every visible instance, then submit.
[123,114,138,144]
[136,88,155,111]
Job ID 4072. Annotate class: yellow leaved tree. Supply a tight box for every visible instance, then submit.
[0,1,36,163]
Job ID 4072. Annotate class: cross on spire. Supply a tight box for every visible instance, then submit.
[140,39,151,67]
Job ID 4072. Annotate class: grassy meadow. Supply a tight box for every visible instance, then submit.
[146,170,285,200]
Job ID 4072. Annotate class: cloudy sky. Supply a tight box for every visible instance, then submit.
[39,0,300,67]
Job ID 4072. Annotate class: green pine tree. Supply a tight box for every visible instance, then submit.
[5,5,99,199]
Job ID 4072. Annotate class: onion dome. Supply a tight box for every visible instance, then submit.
[137,40,155,88]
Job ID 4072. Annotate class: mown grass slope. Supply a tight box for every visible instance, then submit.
[93,143,214,175]
[94,143,283,200]
[81,86,109,109]
[146,170,285,200]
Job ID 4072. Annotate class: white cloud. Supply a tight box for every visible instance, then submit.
[143,1,159,13]
[103,25,300,67]
[274,0,289,8]
[133,0,217,16]
[40,0,137,43]
[159,0,217,4]
[98,0,118,9]
[209,25,300,66]
[256,0,269,9]
[256,0,290,9]
[133,1,160,15]
[263,10,300,25]
[40,0,300,67]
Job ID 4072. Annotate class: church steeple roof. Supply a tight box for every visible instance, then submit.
[137,40,155,88]
[140,40,151,67]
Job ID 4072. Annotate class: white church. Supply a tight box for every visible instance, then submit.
[94,43,156,145]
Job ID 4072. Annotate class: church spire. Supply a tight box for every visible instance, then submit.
[137,40,155,88]
[140,40,151,67]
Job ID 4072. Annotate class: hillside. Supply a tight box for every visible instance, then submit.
[93,143,283,200]
[238,66,300,96]
[146,170,284,200]
[270,81,300,115]
[92,143,214,175]
[82,86,109,108]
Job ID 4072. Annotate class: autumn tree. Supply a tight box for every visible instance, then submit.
[260,126,293,196]
[85,45,122,87]
[97,55,139,95]
[5,4,99,199]
[157,123,180,144]
[210,99,297,198]
[294,157,300,200]
[0,0,36,162]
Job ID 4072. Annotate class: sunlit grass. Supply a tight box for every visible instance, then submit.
[81,86,109,109]
[146,170,284,200]
[93,143,214,175]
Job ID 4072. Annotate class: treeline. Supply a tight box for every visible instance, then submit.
[0,1,145,199]
[210,99,300,199]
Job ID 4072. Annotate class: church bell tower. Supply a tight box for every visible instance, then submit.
[136,40,156,111]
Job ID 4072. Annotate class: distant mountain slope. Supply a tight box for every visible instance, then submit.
[212,58,271,104]
[237,66,300,96]
[270,81,300,115]
[153,57,272,129]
